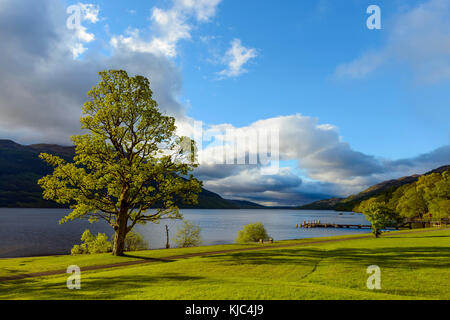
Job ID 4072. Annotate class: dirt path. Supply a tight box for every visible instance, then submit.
[0,228,447,282]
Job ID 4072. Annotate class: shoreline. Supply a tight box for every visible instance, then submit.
[0,227,441,261]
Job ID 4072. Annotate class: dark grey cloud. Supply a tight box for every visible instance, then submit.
[385,145,450,176]
[225,191,334,207]
[0,0,185,145]
[194,164,248,180]
[299,143,385,180]
[203,168,302,194]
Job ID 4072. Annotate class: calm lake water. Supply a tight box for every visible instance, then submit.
[0,208,371,258]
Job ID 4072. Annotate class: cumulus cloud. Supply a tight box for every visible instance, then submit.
[217,38,258,78]
[110,0,222,57]
[0,0,186,145]
[184,115,449,204]
[66,3,100,58]
[336,0,450,83]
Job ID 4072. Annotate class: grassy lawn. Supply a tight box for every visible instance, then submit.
[0,229,449,300]
[0,233,372,278]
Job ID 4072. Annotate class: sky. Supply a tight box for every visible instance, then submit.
[0,0,449,206]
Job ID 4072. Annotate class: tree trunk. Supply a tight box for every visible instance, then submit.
[113,209,128,256]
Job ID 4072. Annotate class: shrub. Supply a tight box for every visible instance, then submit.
[71,229,112,255]
[70,244,87,255]
[88,232,112,253]
[125,230,148,251]
[173,220,202,248]
[236,222,269,243]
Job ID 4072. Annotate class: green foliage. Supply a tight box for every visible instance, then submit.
[71,229,112,255]
[396,185,427,218]
[70,244,88,255]
[355,169,450,222]
[363,203,402,238]
[124,230,148,251]
[236,222,270,243]
[38,70,202,255]
[173,220,202,248]
[422,170,450,219]
[354,196,384,213]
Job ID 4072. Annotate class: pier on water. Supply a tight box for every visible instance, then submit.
[296,218,450,230]
[296,220,374,229]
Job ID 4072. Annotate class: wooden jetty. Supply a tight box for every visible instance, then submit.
[297,218,450,230]
[297,220,373,229]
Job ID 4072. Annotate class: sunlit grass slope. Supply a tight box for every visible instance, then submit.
[0,229,448,300]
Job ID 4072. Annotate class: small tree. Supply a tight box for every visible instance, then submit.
[173,220,202,248]
[236,222,269,243]
[124,230,148,251]
[71,229,112,255]
[39,70,202,256]
[363,203,401,238]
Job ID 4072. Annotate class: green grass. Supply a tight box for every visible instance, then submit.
[0,233,371,278]
[0,229,449,300]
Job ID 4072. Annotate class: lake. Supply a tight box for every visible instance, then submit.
[0,208,371,258]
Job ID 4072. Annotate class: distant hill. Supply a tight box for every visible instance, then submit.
[226,199,266,209]
[298,165,450,211]
[296,197,344,210]
[0,139,262,209]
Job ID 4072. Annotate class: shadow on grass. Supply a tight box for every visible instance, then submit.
[1,268,23,275]
[0,273,204,300]
[388,235,450,239]
[121,254,174,263]
[203,246,450,269]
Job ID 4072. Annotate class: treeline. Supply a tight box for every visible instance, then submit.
[355,168,450,221]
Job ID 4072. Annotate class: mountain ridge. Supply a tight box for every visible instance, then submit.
[0,139,263,209]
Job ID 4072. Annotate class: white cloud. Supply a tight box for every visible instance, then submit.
[217,38,257,78]
[79,3,100,23]
[68,3,100,58]
[335,51,387,79]
[71,42,88,58]
[196,114,384,185]
[336,0,450,83]
[111,0,221,58]
[183,114,449,204]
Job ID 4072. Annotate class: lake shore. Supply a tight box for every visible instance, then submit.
[0,208,372,258]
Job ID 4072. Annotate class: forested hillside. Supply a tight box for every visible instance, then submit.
[299,165,450,217]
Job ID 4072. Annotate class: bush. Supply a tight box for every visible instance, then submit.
[71,229,112,255]
[70,244,88,255]
[125,230,148,251]
[173,220,202,248]
[236,222,270,243]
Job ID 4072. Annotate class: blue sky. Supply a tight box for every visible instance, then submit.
[0,0,449,205]
[71,0,450,159]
